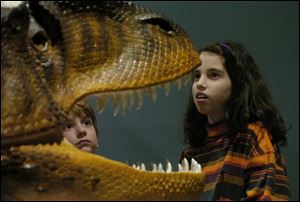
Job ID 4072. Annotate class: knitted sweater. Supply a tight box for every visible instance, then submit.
[181,122,291,201]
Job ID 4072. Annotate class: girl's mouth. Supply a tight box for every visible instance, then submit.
[195,92,208,102]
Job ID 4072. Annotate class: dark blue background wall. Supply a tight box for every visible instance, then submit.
[91,2,298,200]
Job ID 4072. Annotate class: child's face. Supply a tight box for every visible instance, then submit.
[192,51,232,124]
[62,112,98,153]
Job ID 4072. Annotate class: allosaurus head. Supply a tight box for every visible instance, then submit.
[1,1,200,148]
[1,1,203,200]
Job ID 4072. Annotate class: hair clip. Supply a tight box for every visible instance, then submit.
[220,43,235,55]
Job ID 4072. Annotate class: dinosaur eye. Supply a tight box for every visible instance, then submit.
[32,31,49,52]
[140,17,175,35]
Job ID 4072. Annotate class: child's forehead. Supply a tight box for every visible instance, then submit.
[195,53,225,72]
[67,111,90,120]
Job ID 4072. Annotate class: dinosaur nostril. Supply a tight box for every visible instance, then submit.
[140,17,175,34]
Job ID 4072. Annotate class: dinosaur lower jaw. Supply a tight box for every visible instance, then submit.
[2,142,205,201]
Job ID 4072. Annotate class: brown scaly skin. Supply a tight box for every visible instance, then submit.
[2,142,204,201]
[1,1,204,200]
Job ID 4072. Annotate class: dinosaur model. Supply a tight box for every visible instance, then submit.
[1,1,204,200]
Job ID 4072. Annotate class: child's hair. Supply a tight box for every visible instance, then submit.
[69,100,99,136]
[183,41,288,147]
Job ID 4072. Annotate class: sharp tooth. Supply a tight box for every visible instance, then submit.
[196,163,202,173]
[128,91,135,109]
[120,93,128,114]
[164,82,170,96]
[136,165,140,170]
[132,164,137,169]
[150,86,157,103]
[152,163,157,172]
[176,78,182,90]
[158,163,164,172]
[112,93,121,116]
[178,163,183,172]
[141,163,146,171]
[181,158,189,172]
[183,74,191,86]
[166,162,172,173]
[136,90,143,110]
[96,95,108,113]
[191,158,198,172]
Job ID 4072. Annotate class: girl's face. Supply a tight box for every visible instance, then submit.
[192,51,232,124]
[62,112,98,153]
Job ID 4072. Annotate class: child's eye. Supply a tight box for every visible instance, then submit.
[82,118,92,126]
[63,122,74,131]
[192,71,200,81]
[209,72,220,79]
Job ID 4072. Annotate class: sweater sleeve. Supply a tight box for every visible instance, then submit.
[243,124,291,201]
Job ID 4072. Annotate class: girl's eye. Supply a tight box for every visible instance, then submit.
[192,71,200,81]
[209,72,220,79]
[82,118,92,126]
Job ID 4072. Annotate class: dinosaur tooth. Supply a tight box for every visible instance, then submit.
[176,77,182,90]
[191,158,199,173]
[166,161,172,173]
[141,163,146,171]
[158,163,164,172]
[181,158,189,172]
[96,95,108,113]
[150,86,158,103]
[178,158,202,173]
[152,163,158,172]
[132,164,137,169]
[196,162,202,173]
[120,92,128,114]
[178,163,183,172]
[131,159,202,174]
[128,91,135,109]
[183,73,192,86]
[164,82,171,96]
[135,90,143,110]
[112,93,121,116]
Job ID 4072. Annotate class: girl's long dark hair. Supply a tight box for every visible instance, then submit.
[183,41,288,147]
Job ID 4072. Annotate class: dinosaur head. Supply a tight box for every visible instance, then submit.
[1,1,200,148]
[1,2,204,201]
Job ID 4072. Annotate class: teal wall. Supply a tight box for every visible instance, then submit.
[91,2,299,200]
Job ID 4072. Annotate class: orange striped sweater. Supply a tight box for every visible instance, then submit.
[181,122,291,201]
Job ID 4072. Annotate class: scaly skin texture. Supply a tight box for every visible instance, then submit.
[1,1,203,200]
[2,142,204,201]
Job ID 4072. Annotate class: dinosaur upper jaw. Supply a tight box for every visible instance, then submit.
[1,1,200,148]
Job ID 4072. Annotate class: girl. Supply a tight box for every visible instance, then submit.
[181,41,291,200]
[62,100,99,153]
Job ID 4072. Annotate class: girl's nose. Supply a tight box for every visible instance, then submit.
[196,77,207,90]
